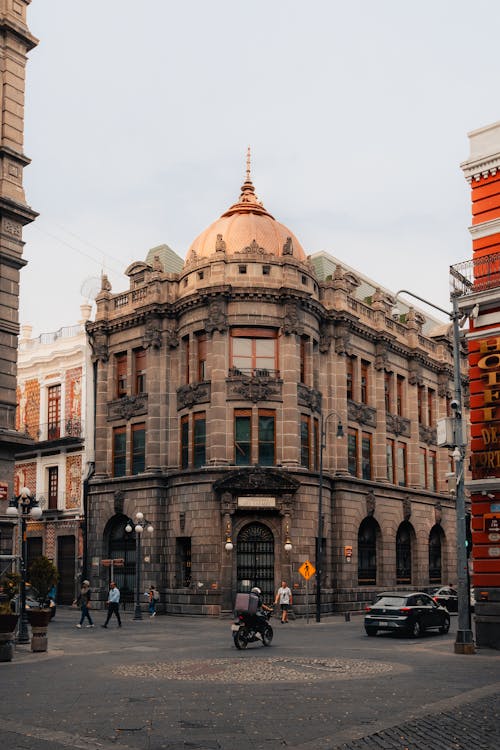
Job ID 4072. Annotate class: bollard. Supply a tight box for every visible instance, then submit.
[31,625,48,652]
[344,611,351,622]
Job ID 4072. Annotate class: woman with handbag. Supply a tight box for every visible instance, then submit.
[75,580,94,628]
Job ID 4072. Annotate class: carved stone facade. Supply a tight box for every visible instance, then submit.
[86,170,463,616]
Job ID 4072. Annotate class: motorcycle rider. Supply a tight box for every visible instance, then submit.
[250,587,273,632]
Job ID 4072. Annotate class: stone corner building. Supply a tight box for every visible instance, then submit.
[87,166,462,615]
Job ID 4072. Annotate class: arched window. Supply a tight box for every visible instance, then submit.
[236,523,274,599]
[358,517,379,586]
[429,525,443,584]
[104,515,136,604]
[396,521,413,584]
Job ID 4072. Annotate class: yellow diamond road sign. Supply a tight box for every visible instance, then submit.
[299,560,316,580]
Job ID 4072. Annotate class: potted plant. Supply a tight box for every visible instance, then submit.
[26,557,58,646]
[0,571,21,662]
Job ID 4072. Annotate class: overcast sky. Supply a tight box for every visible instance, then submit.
[19,0,500,334]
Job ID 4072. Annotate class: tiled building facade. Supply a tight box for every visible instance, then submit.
[86,169,463,615]
[12,309,94,603]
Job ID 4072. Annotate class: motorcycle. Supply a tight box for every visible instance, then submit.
[232,607,274,649]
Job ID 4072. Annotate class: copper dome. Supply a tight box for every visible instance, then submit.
[184,162,306,264]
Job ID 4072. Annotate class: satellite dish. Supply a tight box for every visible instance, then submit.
[80,276,101,302]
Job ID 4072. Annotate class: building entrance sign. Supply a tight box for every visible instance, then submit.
[237,496,276,508]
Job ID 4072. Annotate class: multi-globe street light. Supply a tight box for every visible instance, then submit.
[6,487,42,643]
[316,410,344,623]
[125,511,153,621]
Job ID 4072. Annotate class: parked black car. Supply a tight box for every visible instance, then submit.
[429,586,458,612]
[364,591,450,637]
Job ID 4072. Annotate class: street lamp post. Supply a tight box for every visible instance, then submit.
[316,410,344,623]
[125,512,153,621]
[6,487,43,644]
[394,290,474,654]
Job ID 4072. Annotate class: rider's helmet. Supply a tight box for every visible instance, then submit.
[251,587,261,595]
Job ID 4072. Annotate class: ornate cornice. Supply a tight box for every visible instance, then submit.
[213,466,300,495]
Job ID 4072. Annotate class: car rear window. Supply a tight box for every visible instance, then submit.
[374,596,406,607]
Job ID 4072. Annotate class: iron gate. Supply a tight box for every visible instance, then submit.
[236,522,274,600]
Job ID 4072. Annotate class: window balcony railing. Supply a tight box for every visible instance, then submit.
[228,367,280,379]
[26,418,85,442]
[450,255,499,296]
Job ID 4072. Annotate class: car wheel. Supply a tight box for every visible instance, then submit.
[439,617,450,634]
[409,619,421,637]
[365,627,378,637]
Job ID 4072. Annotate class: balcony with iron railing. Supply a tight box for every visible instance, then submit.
[19,324,84,350]
[450,255,500,297]
[24,417,85,444]
[227,367,281,379]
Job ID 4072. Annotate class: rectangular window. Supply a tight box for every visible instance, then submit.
[116,353,127,398]
[197,334,207,381]
[361,360,369,404]
[428,388,435,427]
[231,328,278,377]
[113,426,127,476]
[429,450,437,492]
[386,439,395,483]
[300,415,311,468]
[47,384,61,439]
[48,466,58,510]
[235,410,251,465]
[134,349,147,394]
[346,358,354,400]
[417,385,425,424]
[397,375,404,416]
[348,428,358,476]
[182,335,190,384]
[176,537,192,588]
[397,442,407,486]
[193,412,206,468]
[384,372,393,413]
[300,336,308,385]
[313,418,320,472]
[419,447,427,488]
[361,432,372,480]
[258,409,275,466]
[131,422,146,475]
[180,415,189,469]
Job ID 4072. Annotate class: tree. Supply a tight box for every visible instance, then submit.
[28,557,59,607]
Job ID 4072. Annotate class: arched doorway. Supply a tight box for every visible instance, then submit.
[104,515,135,604]
[358,517,379,586]
[429,524,444,584]
[396,521,414,585]
[236,522,274,599]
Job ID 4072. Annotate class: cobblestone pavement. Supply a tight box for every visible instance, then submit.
[334,692,499,750]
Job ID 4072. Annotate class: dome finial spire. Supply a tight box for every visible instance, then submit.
[246,145,251,183]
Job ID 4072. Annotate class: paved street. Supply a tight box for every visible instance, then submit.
[1,608,499,750]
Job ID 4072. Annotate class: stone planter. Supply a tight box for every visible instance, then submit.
[0,613,19,662]
[27,609,51,652]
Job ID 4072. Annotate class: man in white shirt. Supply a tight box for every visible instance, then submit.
[102,581,122,628]
[275,580,292,623]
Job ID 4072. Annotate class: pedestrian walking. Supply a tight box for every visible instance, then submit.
[102,581,122,628]
[146,585,159,617]
[275,580,292,623]
[74,580,94,628]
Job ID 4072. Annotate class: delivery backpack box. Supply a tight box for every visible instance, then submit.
[234,592,258,615]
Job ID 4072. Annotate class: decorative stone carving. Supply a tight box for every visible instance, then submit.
[101,274,112,292]
[228,376,281,404]
[334,324,352,356]
[165,324,179,348]
[108,394,148,421]
[151,255,164,272]
[434,501,442,525]
[386,413,411,438]
[177,382,211,410]
[282,303,302,336]
[419,424,437,446]
[297,384,322,414]
[438,372,451,399]
[241,238,266,254]
[215,234,226,253]
[366,491,376,517]
[319,323,332,353]
[89,331,109,363]
[3,219,22,237]
[408,359,423,386]
[402,496,412,520]
[282,237,293,255]
[114,490,125,514]
[213,467,300,495]
[374,341,390,371]
[221,492,234,513]
[143,316,163,349]
[205,299,228,334]
[347,400,377,428]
